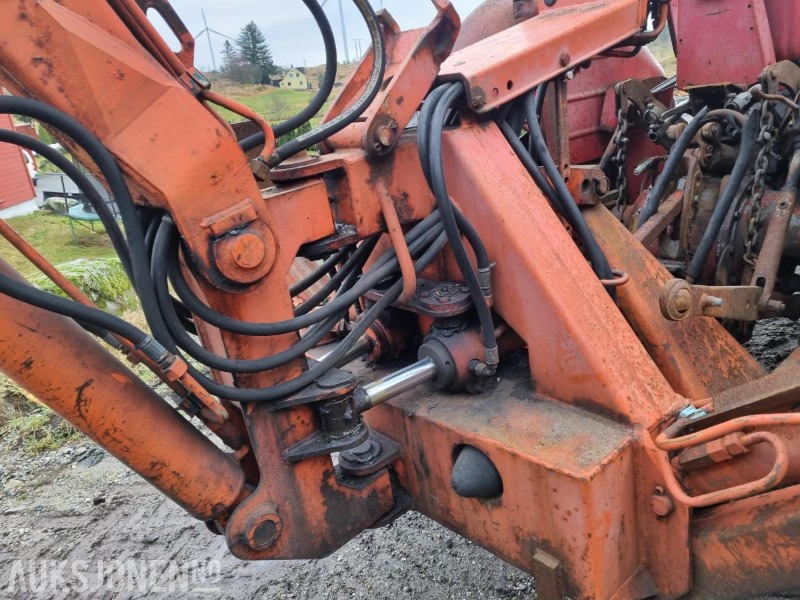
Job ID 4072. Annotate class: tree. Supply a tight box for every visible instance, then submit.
[267,93,291,122]
[221,40,238,75]
[235,21,275,84]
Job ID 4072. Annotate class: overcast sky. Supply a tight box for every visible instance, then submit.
[156,0,485,71]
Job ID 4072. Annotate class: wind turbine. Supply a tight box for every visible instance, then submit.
[193,9,235,72]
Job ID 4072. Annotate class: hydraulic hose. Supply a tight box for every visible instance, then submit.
[0,129,133,280]
[152,219,348,373]
[426,82,499,369]
[523,92,616,288]
[0,96,172,347]
[638,105,710,228]
[417,86,491,272]
[169,216,444,336]
[293,236,378,316]
[179,230,448,403]
[685,111,759,282]
[267,0,386,166]
[0,269,149,346]
[498,119,561,207]
[289,246,350,297]
[239,0,337,152]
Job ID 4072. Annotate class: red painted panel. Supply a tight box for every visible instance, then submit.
[674,0,776,88]
[764,0,800,63]
[0,112,36,209]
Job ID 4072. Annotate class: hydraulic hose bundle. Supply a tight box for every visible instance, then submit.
[0,91,448,401]
[0,0,424,403]
[497,87,616,297]
[417,82,499,372]
[240,0,387,167]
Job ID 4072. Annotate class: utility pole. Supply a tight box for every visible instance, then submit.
[353,38,362,60]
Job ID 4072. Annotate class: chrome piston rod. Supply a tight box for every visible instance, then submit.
[360,357,438,409]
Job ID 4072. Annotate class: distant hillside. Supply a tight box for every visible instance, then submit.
[305,62,357,90]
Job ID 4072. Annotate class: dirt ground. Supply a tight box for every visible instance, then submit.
[0,319,798,599]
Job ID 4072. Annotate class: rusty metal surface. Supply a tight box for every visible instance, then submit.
[439,0,648,112]
[693,359,800,428]
[442,122,682,426]
[690,484,800,599]
[750,183,799,314]
[634,190,683,247]
[585,205,766,400]
[325,0,460,155]
[658,279,762,322]
[365,372,642,600]
[0,258,246,522]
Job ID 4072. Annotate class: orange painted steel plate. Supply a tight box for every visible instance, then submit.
[439,0,647,112]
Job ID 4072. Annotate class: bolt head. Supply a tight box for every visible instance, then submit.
[242,503,282,551]
[375,125,394,147]
[230,233,266,269]
[559,52,571,67]
[650,491,674,517]
[674,288,692,313]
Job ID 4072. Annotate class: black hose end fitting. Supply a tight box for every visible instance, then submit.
[478,265,494,299]
[135,336,173,370]
[483,345,500,372]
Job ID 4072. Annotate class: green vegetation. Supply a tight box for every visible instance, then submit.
[29,257,136,312]
[210,85,328,125]
[5,406,80,453]
[0,212,116,277]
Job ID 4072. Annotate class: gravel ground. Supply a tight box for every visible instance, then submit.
[0,319,797,599]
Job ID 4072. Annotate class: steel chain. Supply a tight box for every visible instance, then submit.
[612,104,630,219]
[743,100,774,267]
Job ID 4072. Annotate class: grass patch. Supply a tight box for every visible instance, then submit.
[0,211,117,277]
[28,256,136,312]
[209,86,328,124]
[4,405,80,453]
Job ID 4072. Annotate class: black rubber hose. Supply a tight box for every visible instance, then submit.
[0,96,172,347]
[498,119,561,207]
[180,231,448,402]
[523,92,616,287]
[169,217,444,336]
[535,82,548,122]
[638,105,710,228]
[0,129,133,280]
[427,82,498,368]
[530,83,548,154]
[293,236,379,316]
[239,0,337,152]
[685,111,760,282]
[152,218,351,373]
[267,0,386,166]
[417,86,491,271]
[289,246,350,297]
[0,269,149,345]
